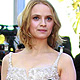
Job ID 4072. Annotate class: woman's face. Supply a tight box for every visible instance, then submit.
[30,3,54,39]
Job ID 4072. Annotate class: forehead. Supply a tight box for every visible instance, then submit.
[31,3,53,15]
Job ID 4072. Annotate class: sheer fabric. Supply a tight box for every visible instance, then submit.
[6,52,62,80]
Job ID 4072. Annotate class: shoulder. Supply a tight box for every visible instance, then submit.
[2,53,10,66]
[2,52,21,69]
[58,53,76,79]
[1,53,10,79]
[2,52,18,66]
[61,53,73,61]
[59,53,74,66]
[58,53,75,71]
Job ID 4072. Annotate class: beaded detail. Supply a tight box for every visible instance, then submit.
[6,52,62,80]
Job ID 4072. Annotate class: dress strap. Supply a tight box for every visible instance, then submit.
[8,52,13,67]
[54,52,62,67]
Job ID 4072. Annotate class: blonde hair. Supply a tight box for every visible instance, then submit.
[17,0,62,49]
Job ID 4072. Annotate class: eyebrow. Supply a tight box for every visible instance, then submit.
[31,14,53,17]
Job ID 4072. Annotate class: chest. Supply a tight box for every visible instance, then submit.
[6,65,60,80]
[7,52,60,80]
[12,54,57,70]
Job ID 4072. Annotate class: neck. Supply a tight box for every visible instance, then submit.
[24,38,54,55]
[33,38,47,47]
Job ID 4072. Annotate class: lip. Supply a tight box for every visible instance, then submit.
[38,29,47,32]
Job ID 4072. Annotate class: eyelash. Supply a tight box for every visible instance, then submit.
[46,17,52,21]
[33,17,39,20]
[33,16,52,21]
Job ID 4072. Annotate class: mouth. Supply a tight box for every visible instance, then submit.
[37,29,47,32]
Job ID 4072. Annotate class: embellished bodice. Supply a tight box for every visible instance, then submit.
[6,52,62,80]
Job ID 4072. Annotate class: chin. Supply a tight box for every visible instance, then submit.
[35,36,48,39]
[33,34,50,39]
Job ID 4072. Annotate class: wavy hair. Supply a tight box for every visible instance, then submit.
[17,0,62,49]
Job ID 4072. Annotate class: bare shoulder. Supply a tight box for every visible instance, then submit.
[58,53,76,80]
[2,52,20,65]
[60,53,73,63]
[12,50,24,58]
[58,53,75,70]
[1,53,10,80]
[2,53,10,66]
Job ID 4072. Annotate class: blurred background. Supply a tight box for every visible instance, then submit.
[0,0,80,79]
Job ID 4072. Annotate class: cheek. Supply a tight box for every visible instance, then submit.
[31,20,39,27]
[48,22,54,32]
[29,21,38,33]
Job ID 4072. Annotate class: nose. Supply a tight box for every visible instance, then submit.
[40,18,46,27]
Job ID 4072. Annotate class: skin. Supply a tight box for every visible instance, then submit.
[1,3,76,80]
[30,3,54,40]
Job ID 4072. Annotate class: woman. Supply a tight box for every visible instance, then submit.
[1,0,76,80]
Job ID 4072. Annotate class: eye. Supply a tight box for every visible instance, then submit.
[46,17,52,21]
[33,16,39,20]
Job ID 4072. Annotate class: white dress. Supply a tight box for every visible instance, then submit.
[6,52,62,80]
